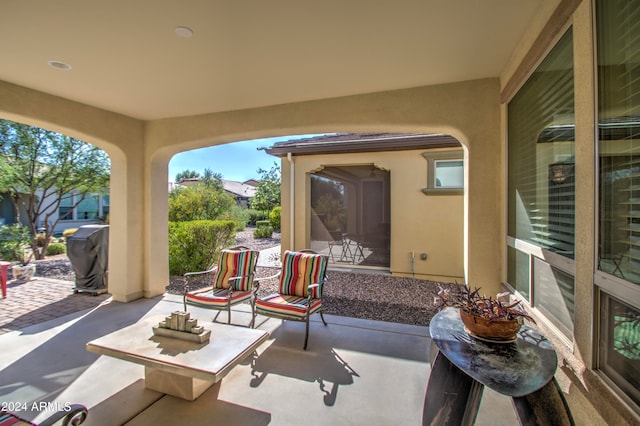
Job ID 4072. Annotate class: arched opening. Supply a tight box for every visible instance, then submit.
[161,131,467,287]
[0,119,112,240]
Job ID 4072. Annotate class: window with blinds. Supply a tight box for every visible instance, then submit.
[507,29,575,337]
[508,30,575,259]
[596,0,640,408]
[597,0,640,284]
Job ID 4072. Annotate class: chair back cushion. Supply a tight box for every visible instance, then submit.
[0,410,33,425]
[213,248,258,291]
[279,250,328,298]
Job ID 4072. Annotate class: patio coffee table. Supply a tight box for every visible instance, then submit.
[86,315,269,401]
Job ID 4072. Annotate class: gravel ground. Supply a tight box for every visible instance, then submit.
[33,228,454,326]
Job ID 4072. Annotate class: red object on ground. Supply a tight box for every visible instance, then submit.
[0,261,10,298]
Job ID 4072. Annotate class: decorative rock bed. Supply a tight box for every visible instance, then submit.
[34,229,455,327]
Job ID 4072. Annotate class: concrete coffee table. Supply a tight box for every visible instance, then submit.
[86,316,269,400]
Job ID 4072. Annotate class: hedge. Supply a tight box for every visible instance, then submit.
[168,220,236,276]
[46,242,66,256]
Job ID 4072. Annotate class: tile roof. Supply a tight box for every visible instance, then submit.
[265,133,460,156]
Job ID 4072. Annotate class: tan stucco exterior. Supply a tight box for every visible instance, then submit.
[280,148,465,282]
[0,1,638,423]
[0,77,503,300]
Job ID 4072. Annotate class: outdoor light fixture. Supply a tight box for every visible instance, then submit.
[549,163,573,184]
[48,60,72,71]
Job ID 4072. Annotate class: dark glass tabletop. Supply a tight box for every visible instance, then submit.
[429,308,557,397]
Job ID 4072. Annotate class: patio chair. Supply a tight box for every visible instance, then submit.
[1,404,87,425]
[183,245,260,327]
[255,249,329,350]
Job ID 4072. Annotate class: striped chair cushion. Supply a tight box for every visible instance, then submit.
[255,294,323,319]
[213,249,258,291]
[278,251,328,298]
[185,288,252,309]
[0,411,32,426]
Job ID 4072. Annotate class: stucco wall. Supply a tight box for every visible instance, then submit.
[146,78,503,294]
[283,149,465,282]
[0,77,503,300]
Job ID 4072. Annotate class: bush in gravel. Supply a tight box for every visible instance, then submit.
[220,205,249,231]
[269,206,281,231]
[46,242,66,256]
[253,226,274,239]
[254,220,273,239]
[168,220,236,275]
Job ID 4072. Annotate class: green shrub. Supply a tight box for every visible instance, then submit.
[253,225,274,239]
[255,218,274,238]
[168,220,236,276]
[247,210,268,226]
[255,219,269,227]
[46,242,66,256]
[269,206,281,231]
[220,205,250,231]
[0,224,30,261]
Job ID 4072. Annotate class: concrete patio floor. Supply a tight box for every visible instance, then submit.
[0,293,519,425]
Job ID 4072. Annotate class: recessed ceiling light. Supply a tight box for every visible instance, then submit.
[174,26,194,38]
[48,60,72,71]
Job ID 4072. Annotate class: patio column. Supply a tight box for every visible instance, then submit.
[108,150,146,302]
[143,153,171,298]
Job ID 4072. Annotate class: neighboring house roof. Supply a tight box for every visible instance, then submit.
[176,178,199,187]
[264,133,461,157]
[171,178,256,199]
[222,180,256,198]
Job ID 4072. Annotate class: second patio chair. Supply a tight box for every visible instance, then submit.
[183,245,260,327]
[255,249,329,350]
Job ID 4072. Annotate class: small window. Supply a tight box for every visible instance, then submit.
[421,150,464,195]
[59,193,74,221]
[77,194,99,220]
[434,160,463,188]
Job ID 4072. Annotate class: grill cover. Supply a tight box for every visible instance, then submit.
[67,225,109,290]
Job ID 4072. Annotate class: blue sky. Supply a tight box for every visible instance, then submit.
[168,135,321,182]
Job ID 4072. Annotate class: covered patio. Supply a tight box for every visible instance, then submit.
[1,1,638,424]
[0,294,517,425]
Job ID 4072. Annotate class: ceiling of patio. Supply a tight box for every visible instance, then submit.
[1,0,543,121]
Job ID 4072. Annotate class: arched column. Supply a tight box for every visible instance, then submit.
[0,80,146,302]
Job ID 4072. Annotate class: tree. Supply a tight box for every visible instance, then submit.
[199,168,224,191]
[175,169,200,183]
[168,168,234,222]
[0,120,110,259]
[250,163,281,213]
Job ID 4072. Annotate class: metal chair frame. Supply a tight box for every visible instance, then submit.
[183,245,260,327]
[255,249,328,350]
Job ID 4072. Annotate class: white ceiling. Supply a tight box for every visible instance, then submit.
[1,0,543,121]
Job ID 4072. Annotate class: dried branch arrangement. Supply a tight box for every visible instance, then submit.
[434,284,536,323]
